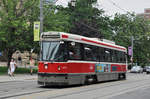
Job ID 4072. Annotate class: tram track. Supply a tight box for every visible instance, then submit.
[0,81,52,99]
[94,83,150,99]
[0,81,35,92]
[44,76,150,99]
[0,89,53,99]
[1,74,150,99]
[0,81,61,99]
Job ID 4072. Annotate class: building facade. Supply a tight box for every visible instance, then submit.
[137,8,150,20]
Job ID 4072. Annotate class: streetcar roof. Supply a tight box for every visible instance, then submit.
[41,31,127,52]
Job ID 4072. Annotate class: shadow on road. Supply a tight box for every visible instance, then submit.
[38,79,126,89]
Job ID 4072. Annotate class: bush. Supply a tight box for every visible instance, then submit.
[15,68,38,74]
[0,67,38,75]
[0,67,8,75]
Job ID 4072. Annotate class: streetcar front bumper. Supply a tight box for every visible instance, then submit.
[38,73,69,86]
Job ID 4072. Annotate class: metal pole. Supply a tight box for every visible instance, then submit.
[40,0,43,35]
[39,0,43,61]
[131,36,134,58]
[131,36,134,66]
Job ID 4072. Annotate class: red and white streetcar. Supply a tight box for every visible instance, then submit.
[38,31,127,86]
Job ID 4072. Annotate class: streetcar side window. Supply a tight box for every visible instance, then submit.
[99,48,102,62]
[66,41,126,63]
[84,45,94,61]
[111,50,116,62]
[113,50,118,63]
[115,51,126,63]
[99,47,112,62]
[120,52,123,62]
[118,51,124,63]
[98,48,126,63]
[120,52,126,63]
[93,46,100,62]
[115,51,119,62]
[82,44,99,61]
[105,48,112,62]
[123,52,126,63]
[68,42,82,60]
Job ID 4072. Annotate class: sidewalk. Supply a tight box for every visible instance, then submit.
[0,74,37,83]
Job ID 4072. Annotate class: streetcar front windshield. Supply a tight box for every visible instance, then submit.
[42,41,67,62]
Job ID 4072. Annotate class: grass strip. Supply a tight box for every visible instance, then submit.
[0,67,37,75]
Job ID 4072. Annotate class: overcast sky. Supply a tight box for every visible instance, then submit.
[98,0,150,16]
[56,0,150,16]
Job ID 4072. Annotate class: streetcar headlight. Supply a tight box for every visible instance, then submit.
[57,66,61,71]
[44,64,48,69]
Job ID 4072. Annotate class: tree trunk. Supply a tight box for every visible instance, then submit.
[7,49,14,68]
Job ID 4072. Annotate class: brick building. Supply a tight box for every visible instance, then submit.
[137,8,150,20]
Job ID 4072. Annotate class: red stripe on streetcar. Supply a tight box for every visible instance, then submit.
[62,34,68,38]
[81,38,126,51]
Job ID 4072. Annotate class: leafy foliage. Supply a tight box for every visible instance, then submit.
[43,5,71,32]
[1,0,150,67]
[67,0,112,39]
[111,13,150,65]
[0,0,72,66]
[0,0,40,66]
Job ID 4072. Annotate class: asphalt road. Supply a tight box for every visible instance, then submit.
[1,73,150,99]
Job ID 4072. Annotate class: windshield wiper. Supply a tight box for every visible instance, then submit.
[53,55,63,61]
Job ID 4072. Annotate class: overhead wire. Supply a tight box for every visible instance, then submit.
[107,0,129,13]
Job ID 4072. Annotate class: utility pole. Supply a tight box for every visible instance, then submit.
[131,36,134,66]
[39,0,43,61]
[40,0,43,35]
[40,0,58,34]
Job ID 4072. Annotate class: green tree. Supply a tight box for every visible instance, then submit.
[0,0,40,66]
[43,5,71,32]
[67,0,112,39]
[111,13,150,66]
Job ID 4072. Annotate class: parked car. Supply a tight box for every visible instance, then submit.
[145,66,150,74]
[143,66,150,72]
[130,66,143,73]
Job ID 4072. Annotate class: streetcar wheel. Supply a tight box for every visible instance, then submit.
[84,75,97,85]
[123,73,126,80]
[118,74,121,80]
[118,73,126,80]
